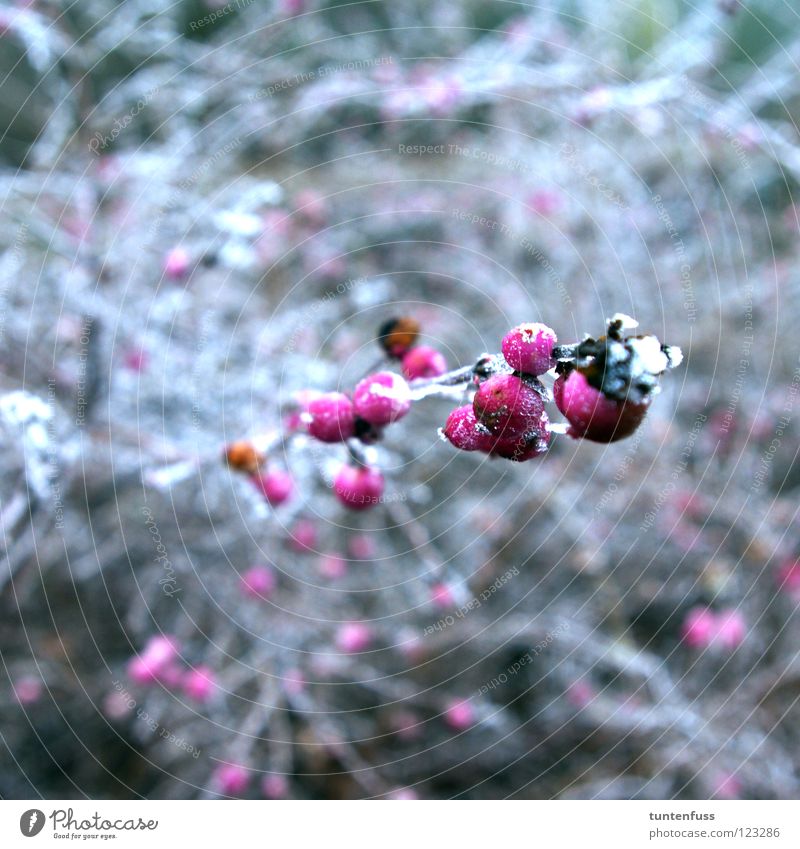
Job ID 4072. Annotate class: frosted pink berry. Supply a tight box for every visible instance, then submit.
[163,246,190,280]
[214,763,249,796]
[473,374,546,439]
[261,773,290,799]
[401,345,447,380]
[288,518,317,551]
[680,607,717,649]
[320,553,347,579]
[353,371,411,426]
[13,676,42,705]
[183,665,216,702]
[443,698,475,730]
[336,622,373,653]
[306,392,355,443]
[333,464,385,510]
[240,565,277,599]
[554,369,649,443]
[552,370,565,408]
[442,405,495,452]
[251,469,293,506]
[501,323,557,375]
[488,426,551,462]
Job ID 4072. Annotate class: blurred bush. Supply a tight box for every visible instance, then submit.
[1,0,800,799]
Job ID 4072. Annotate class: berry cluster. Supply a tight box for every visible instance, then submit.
[301,369,413,509]
[442,315,681,458]
[443,322,556,462]
[225,313,681,510]
[127,636,217,703]
[681,606,746,652]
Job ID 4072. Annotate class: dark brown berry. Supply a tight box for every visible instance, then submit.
[378,316,420,358]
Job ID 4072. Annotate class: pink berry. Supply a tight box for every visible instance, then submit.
[526,189,562,216]
[333,465,385,510]
[294,188,325,225]
[240,565,277,599]
[712,772,742,800]
[681,607,717,649]
[336,622,373,653]
[488,431,551,462]
[127,656,160,685]
[473,374,546,439]
[443,698,474,731]
[320,553,347,579]
[715,609,746,650]
[283,410,305,434]
[122,346,149,372]
[442,405,495,452]
[306,392,355,443]
[566,679,595,708]
[261,773,290,799]
[127,635,180,684]
[214,763,249,796]
[554,369,649,443]
[501,323,557,375]
[777,558,800,598]
[103,690,134,720]
[388,788,419,800]
[128,657,180,687]
[13,676,42,705]
[352,371,411,426]
[552,370,565,408]
[183,665,216,702]
[348,533,377,560]
[288,519,317,551]
[430,583,455,609]
[163,246,190,280]
[144,635,180,667]
[401,345,447,380]
[251,469,293,506]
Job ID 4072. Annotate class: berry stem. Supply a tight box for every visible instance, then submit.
[346,439,372,468]
[408,354,508,400]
